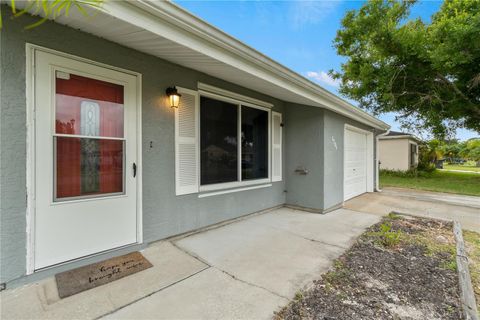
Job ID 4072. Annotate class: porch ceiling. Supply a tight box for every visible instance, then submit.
[20,0,389,130]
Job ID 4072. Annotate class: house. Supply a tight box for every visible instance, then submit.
[0,1,389,289]
[378,131,421,171]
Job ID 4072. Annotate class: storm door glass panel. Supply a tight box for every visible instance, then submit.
[241,106,268,180]
[200,97,238,185]
[54,73,125,200]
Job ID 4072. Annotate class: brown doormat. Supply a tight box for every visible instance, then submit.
[55,251,153,299]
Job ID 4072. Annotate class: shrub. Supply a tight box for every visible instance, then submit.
[417,161,436,173]
[380,168,435,178]
[377,222,402,248]
[387,212,402,220]
[380,168,432,178]
[366,219,402,247]
[380,169,414,177]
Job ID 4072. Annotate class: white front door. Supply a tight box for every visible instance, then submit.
[344,128,368,201]
[33,49,140,270]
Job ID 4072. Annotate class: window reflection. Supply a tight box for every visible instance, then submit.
[56,74,124,138]
[56,137,123,198]
[200,96,270,186]
[200,97,238,185]
[55,73,125,200]
[242,107,268,180]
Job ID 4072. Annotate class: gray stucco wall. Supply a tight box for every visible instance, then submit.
[0,11,287,284]
[322,110,376,209]
[284,104,324,210]
[283,106,377,212]
[1,12,29,285]
[0,8,382,286]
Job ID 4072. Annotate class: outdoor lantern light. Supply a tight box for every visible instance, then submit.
[166,86,181,108]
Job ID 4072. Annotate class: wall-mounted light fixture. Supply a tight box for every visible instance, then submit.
[166,86,181,108]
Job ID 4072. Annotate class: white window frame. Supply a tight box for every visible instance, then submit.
[198,90,272,192]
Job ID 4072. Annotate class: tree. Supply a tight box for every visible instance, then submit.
[1,0,102,29]
[441,141,462,161]
[427,139,445,163]
[465,138,480,166]
[331,0,480,138]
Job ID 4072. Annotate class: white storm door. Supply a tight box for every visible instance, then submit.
[344,128,368,201]
[33,50,139,270]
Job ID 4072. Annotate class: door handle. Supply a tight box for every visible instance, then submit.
[133,163,137,178]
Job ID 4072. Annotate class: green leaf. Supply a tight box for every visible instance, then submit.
[74,2,88,17]
[333,0,480,138]
[25,16,48,29]
[10,0,16,14]
[3,0,104,30]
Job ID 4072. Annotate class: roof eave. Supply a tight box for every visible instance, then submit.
[27,0,388,130]
[129,1,389,130]
[379,135,422,143]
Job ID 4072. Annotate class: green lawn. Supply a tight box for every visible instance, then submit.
[443,163,480,172]
[380,170,480,196]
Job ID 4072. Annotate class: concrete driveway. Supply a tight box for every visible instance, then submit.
[1,207,380,320]
[345,187,480,232]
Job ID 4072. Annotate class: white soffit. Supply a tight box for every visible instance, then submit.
[21,0,389,130]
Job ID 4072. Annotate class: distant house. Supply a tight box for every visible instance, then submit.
[379,131,421,171]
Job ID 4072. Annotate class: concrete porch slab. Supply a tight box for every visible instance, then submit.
[2,207,381,320]
[251,207,381,248]
[173,207,380,299]
[0,242,208,320]
[103,267,288,320]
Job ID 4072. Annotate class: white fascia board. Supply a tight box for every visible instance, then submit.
[379,135,422,142]
[100,1,389,130]
[379,135,411,140]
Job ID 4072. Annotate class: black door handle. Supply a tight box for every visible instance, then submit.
[133,163,137,178]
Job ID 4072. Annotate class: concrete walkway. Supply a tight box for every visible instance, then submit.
[381,187,480,209]
[1,207,380,320]
[345,187,480,232]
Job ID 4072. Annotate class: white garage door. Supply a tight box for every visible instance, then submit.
[344,128,368,201]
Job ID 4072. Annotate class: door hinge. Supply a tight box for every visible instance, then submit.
[133,163,137,178]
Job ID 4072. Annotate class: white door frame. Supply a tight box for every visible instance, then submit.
[343,124,374,201]
[25,44,143,274]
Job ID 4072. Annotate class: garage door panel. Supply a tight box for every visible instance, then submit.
[344,128,368,201]
[347,175,365,184]
[345,153,365,162]
[345,181,365,200]
[345,160,366,169]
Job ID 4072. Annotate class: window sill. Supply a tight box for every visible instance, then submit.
[198,183,272,198]
[199,178,271,192]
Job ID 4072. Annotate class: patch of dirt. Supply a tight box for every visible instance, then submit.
[274,215,462,320]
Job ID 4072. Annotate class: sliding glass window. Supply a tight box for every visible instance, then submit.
[200,96,269,186]
[241,106,268,180]
[200,97,238,185]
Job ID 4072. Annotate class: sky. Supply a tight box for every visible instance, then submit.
[175,0,478,141]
